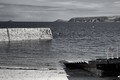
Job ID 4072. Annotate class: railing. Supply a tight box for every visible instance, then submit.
[106,47,119,59]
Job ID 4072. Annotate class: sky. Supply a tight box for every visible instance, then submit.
[0,0,120,21]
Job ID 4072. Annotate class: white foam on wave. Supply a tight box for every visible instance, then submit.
[0,66,51,70]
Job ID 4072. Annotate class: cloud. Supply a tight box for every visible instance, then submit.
[0,4,4,8]
[113,1,120,7]
[0,0,120,21]
[0,0,103,10]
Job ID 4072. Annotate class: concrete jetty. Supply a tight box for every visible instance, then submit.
[0,28,53,41]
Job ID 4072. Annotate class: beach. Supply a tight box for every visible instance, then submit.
[0,68,119,80]
[0,69,68,80]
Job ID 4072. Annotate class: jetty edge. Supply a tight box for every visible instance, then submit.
[61,57,120,77]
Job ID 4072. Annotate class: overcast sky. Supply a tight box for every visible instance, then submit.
[0,0,120,21]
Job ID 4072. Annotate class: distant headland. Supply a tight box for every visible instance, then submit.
[55,16,120,22]
[0,16,120,23]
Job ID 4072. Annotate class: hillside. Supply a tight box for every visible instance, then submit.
[68,16,120,22]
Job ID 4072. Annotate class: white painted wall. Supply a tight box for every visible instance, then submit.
[0,29,8,41]
[0,28,53,41]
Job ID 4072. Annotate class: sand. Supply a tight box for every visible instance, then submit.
[0,68,119,80]
[0,69,68,80]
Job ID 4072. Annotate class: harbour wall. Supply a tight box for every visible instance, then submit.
[0,22,120,39]
[0,28,53,41]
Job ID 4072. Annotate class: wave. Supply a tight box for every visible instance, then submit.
[0,66,53,70]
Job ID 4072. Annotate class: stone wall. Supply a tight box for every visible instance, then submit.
[0,28,53,41]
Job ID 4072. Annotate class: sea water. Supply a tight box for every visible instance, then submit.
[0,22,120,80]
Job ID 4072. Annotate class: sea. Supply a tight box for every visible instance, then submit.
[0,22,120,80]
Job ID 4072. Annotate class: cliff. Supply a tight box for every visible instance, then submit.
[68,16,120,22]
